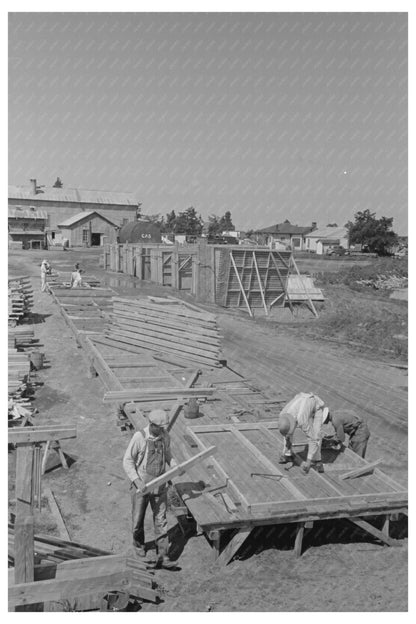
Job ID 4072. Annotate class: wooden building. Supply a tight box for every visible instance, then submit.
[254,220,316,251]
[8,179,140,246]
[57,211,118,247]
[8,206,47,249]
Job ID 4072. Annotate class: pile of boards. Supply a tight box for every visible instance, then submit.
[8,527,159,611]
[8,326,40,427]
[8,276,34,325]
[104,296,223,368]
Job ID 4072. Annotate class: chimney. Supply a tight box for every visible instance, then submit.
[30,179,37,195]
[311,221,317,230]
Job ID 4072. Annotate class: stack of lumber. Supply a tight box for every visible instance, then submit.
[8,527,159,609]
[8,276,34,324]
[9,326,36,349]
[8,350,31,398]
[104,296,223,367]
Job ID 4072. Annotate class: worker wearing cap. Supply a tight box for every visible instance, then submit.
[278,392,330,474]
[123,409,178,568]
[327,411,370,458]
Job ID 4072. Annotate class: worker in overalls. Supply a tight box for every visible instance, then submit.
[327,411,370,458]
[122,409,178,569]
[40,259,51,292]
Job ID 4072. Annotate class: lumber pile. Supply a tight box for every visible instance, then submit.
[8,350,31,398]
[8,527,159,610]
[8,276,34,325]
[9,325,36,349]
[104,296,223,367]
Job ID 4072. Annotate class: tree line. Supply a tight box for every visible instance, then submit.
[144,207,235,237]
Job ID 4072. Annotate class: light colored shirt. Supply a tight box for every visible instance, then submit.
[122,425,176,484]
[281,392,326,460]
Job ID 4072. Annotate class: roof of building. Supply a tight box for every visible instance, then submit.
[8,207,48,220]
[305,226,348,239]
[9,230,45,236]
[8,185,139,207]
[57,211,118,228]
[255,221,314,235]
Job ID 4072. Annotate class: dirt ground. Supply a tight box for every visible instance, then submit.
[8,248,408,612]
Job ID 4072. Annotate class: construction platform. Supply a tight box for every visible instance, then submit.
[51,287,408,565]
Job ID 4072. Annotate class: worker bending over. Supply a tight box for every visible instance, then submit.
[278,392,330,474]
[123,409,178,569]
[327,411,370,458]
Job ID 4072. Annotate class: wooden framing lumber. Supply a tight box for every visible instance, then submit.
[103,387,215,403]
[166,369,201,432]
[347,517,400,547]
[44,488,71,541]
[215,528,252,566]
[339,459,383,480]
[9,426,77,445]
[229,252,253,317]
[136,446,217,497]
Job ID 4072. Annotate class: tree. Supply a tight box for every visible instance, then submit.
[219,210,235,232]
[346,210,398,255]
[172,207,203,236]
[53,177,63,188]
[326,223,338,227]
[164,210,176,233]
[207,214,221,237]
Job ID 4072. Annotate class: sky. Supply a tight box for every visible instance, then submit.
[8,12,408,234]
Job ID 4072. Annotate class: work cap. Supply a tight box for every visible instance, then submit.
[278,413,296,436]
[321,407,330,423]
[148,409,169,427]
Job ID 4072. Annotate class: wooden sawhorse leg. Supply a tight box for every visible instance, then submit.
[215,528,252,566]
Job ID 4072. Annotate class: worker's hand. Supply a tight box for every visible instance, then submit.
[301,460,311,474]
[332,443,342,451]
[133,478,145,493]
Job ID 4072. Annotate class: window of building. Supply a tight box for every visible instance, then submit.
[51,232,55,240]
[292,237,301,248]
[82,229,89,243]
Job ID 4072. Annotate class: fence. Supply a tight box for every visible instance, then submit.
[102,241,318,316]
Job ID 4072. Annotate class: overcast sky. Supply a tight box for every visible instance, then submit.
[8,12,407,234]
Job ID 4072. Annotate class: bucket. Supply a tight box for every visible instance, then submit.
[30,351,44,370]
[184,398,200,419]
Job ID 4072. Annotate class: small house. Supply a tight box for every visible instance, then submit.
[254,221,316,251]
[57,211,119,247]
[304,226,349,254]
[8,206,48,249]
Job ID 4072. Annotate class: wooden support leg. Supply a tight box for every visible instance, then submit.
[294,523,305,557]
[210,530,221,561]
[216,528,252,566]
[348,517,399,547]
[41,441,51,475]
[14,444,35,611]
[56,443,69,470]
[382,515,390,537]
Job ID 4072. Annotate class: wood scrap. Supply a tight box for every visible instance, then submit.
[339,459,383,480]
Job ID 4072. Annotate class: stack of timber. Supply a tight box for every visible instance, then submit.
[9,325,36,349]
[105,296,223,368]
[8,350,31,398]
[8,276,34,325]
[8,527,159,610]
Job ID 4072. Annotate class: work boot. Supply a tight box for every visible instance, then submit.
[158,556,179,570]
[133,544,146,558]
[278,454,293,464]
[312,461,324,473]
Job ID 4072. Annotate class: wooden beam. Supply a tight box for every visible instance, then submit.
[252,252,268,316]
[44,488,71,541]
[348,517,400,547]
[294,522,305,557]
[339,459,383,480]
[9,426,76,445]
[103,387,215,403]
[136,446,217,497]
[230,252,253,317]
[215,528,252,566]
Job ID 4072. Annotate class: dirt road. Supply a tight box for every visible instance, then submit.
[8,249,408,611]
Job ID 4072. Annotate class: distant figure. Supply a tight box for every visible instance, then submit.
[326,412,370,458]
[70,268,83,288]
[278,392,331,474]
[40,259,51,292]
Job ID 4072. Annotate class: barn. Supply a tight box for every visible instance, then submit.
[57,211,118,247]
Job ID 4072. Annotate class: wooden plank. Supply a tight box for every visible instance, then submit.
[230,426,307,501]
[86,337,124,390]
[8,570,155,608]
[340,459,384,480]
[215,528,252,566]
[44,488,71,541]
[348,517,400,547]
[230,252,253,317]
[136,446,217,497]
[294,523,305,557]
[103,387,215,403]
[167,369,201,432]
[9,427,77,445]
